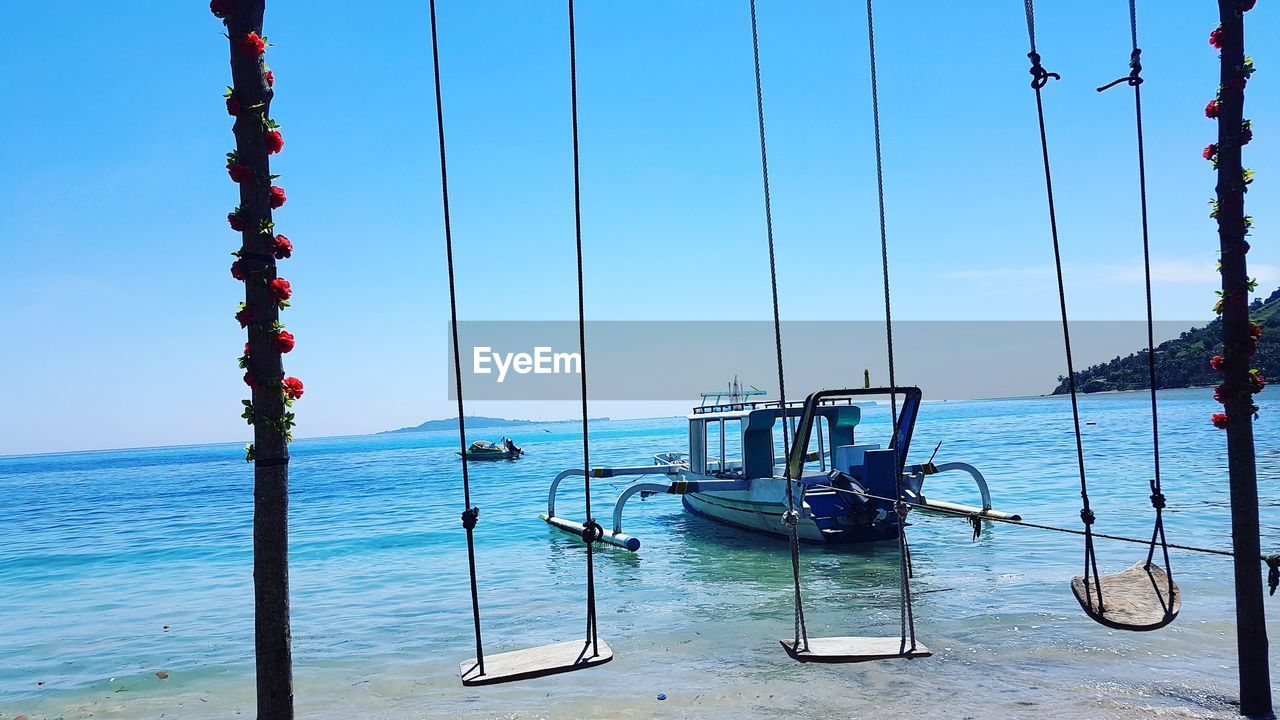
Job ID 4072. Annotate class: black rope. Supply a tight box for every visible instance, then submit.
[427,0,484,676]
[866,0,916,652]
[819,482,1279,565]
[1021,0,1104,611]
[748,0,807,654]
[1024,1,1060,91]
[1095,0,1175,605]
[566,0,600,658]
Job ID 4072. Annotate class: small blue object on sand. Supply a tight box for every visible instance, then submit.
[657,693,667,701]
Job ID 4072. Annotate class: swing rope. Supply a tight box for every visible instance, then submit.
[566,0,602,658]
[1094,0,1176,604]
[747,0,808,654]
[1021,0,1106,610]
[865,0,917,652]
[427,0,485,675]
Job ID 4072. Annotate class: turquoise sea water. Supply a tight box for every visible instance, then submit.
[3,388,1280,719]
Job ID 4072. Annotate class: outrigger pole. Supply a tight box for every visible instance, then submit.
[1213,1,1271,716]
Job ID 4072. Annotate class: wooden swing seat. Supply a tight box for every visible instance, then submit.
[780,636,931,663]
[1071,560,1180,632]
[458,639,612,686]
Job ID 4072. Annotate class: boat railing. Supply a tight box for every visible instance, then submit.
[691,396,857,416]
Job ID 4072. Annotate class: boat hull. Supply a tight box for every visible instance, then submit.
[682,485,901,545]
[456,450,521,461]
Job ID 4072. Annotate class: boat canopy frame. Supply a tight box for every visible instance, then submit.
[786,386,920,481]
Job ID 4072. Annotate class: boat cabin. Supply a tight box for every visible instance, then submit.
[688,402,864,480]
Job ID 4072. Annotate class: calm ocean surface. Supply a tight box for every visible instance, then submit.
[4,388,1280,719]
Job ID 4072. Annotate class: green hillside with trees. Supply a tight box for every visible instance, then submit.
[1051,286,1280,395]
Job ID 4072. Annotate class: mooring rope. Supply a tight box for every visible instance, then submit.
[818,483,1280,566]
[566,0,602,657]
[747,0,808,654]
[1094,0,1176,610]
[865,0,916,653]
[427,0,485,675]
[1021,0,1105,611]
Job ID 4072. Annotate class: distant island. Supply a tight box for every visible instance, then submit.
[381,415,609,434]
[1051,286,1280,394]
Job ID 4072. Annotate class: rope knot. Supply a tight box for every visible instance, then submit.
[581,518,604,544]
[1149,492,1166,509]
[460,507,480,530]
[1027,51,1061,89]
[782,510,799,528]
[1080,508,1096,525]
[1097,48,1144,92]
[895,500,910,518]
[1267,555,1280,597]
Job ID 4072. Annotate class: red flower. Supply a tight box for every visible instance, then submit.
[244,342,251,357]
[1210,355,1227,371]
[265,130,284,154]
[283,376,304,400]
[1206,99,1221,118]
[1250,321,1263,338]
[269,277,292,302]
[210,0,233,18]
[231,260,245,280]
[1212,412,1230,429]
[1203,144,1218,161]
[226,96,240,116]
[273,235,293,259]
[228,162,254,184]
[236,307,256,328]
[269,186,287,208]
[265,70,275,87]
[275,330,295,353]
[1209,27,1224,49]
[228,212,247,232]
[244,371,257,389]
[1214,383,1230,404]
[239,32,266,57]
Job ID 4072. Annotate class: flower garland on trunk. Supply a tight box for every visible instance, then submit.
[215,0,302,460]
[1206,0,1263,428]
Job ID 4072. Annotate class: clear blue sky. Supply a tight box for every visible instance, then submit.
[0,1,1274,454]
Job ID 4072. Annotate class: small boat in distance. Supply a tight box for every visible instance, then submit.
[458,436,523,461]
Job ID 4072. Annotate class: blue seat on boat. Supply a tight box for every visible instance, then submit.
[861,448,899,503]
[833,444,881,480]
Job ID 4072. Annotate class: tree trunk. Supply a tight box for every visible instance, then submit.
[225,1,294,717]
[1214,2,1270,716]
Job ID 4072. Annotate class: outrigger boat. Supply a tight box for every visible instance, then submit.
[458,436,523,461]
[542,386,1019,551]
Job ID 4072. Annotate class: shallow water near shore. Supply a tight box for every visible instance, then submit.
[3,387,1280,719]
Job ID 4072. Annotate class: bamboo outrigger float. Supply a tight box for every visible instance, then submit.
[542,386,1019,552]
